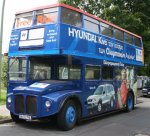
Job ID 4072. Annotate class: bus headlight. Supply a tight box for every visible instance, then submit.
[45,100,51,108]
[7,97,12,103]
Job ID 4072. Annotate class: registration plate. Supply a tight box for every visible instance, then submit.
[19,115,32,120]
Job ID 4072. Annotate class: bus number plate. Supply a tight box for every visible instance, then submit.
[19,115,32,120]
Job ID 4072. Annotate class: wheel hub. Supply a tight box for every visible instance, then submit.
[66,106,75,124]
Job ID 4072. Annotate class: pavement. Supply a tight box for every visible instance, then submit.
[0,105,10,116]
[0,105,12,124]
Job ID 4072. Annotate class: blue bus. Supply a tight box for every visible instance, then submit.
[6,4,144,130]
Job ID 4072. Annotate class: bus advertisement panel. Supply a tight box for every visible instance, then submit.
[59,25,143,66]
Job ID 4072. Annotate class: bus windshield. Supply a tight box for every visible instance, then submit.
[9,58,26,81]
[29,57,51,80]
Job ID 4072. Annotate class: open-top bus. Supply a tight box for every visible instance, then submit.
[6,4,144,130]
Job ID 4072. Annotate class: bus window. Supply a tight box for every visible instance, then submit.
[61,8,82,27]
[115,68,122,80]
[36,8,58,25]
[70,67,81,79]
[59,66,81,80]
[85,65,101,80]
[15,12,32,28]
[114,28,124,41]
[102,66,113,80]
[59,67,68,79]
[9,58,26,81]
[125,33,133,44]
[134,37,141,46]
[29,58,51,80]
[100,22,113,37]
[84,16,99,34]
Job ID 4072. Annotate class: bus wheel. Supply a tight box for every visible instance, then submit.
[10,112,25,123]
[126,92,134,112]
[57,100,77,131]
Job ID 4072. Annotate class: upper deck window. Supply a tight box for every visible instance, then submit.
[125,33,133,44]
[61,8,82,27]
[15,12,32,28]
[84,16,99,34]
[100,22,113,37]
[134,37,141,46]
[114,28,124,41]
[36,7,58,25]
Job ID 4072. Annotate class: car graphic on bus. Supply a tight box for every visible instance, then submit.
[87,84,115,112]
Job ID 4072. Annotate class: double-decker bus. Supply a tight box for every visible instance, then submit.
[6,4,144,130]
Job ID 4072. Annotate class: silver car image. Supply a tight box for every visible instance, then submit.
[87,84,115,112]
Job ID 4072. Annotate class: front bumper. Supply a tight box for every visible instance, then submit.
[6,93,59,120]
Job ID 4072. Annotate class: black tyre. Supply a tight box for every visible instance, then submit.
[126,92,134,112]
[10,112,25,123]
[97,101,102,112]
[57,100,77,131]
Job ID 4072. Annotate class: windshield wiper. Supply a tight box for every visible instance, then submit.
[9,58,17,68]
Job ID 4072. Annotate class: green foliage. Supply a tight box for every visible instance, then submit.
[0,91,6,105]
[103,0,150,76]
[60,0,150,76]
[1,56,8,88]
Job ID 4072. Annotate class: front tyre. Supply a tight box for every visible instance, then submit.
[57,100,77,131]
[10,112,25,123]
[126,92,134,112]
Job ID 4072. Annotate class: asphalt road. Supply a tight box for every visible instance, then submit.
[0,97,150,136]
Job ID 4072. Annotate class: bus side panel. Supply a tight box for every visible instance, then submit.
[82,68,137,117]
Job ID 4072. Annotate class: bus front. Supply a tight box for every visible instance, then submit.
[7,5,60,119]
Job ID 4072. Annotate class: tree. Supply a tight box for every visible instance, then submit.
[1,56,7,88]
[59,0,112,16]
[60,0,150,76]
[102,0,150,76]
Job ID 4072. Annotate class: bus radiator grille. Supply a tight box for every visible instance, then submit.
[15,95,24,114]
[15,95,37,116]
[26,96,37,116]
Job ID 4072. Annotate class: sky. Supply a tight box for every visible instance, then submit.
[2,0,57,53]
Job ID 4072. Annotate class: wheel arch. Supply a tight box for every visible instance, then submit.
[58,95,83,119]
